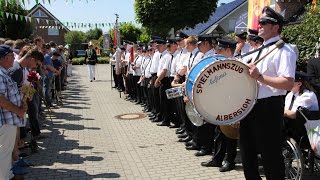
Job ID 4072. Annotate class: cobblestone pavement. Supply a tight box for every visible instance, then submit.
[23,64,319,180]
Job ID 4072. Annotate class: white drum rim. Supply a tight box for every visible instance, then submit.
[191,59,258,125]
[185,101,204,126]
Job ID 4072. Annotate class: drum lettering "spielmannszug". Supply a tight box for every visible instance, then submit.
[196,62,244,93]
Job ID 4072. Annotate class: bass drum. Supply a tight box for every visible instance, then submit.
[185,101,204,126]
[186,57,258,125]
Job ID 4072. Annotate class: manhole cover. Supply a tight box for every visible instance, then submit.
[114,113,146,120]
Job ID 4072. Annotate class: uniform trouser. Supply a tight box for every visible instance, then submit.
[147,79,153,110]
[151,74,160,114]
[0,124,17,180]
[212,127,237,164]
[176,98,194,137]
[112,65,119,87]
[194,123,216,150]
[159,77,172,123]
[116,74,125,91]
[133,76,141,102]
[240,96,284,180]
[143,78,150,106]
[55,74,61,91]
[87,64,96,80]
[27,92,41,137]
[126,74,134,98]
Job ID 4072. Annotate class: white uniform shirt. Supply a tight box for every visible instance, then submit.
[285,90,319,112]
[195,49,215,65]
[126,51,134,74]
[176,48,190,75]
[157,50,171,77]
[144,55,152,78]
[170,50,181,77]
[255,35,296,99]
[241,42,251,55]
[183,48,203,73]
[133,54,143,76]
[150,51,160,74]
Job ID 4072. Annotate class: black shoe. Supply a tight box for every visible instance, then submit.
[177,132,188,139]
[93,77,95,80]
[201,160,222,167]
[219,162,235,172]
[152,118,162,123]
[169,124,180,128]
[185,144,200,150]
[194,149,212,156]
[178,136,192,142]
[185,140,195,147]
[175,128,185,134]
[112,86,117,89]
[157,122,170,126]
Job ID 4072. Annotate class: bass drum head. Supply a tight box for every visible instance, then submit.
[185,102,204,127]
[186,55,225,103]
[192,60,258,125]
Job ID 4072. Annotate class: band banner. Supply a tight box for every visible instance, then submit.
[247,0,270,30]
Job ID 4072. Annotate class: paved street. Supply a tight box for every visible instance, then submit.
[23,64,319,180]
[23,64,246,180]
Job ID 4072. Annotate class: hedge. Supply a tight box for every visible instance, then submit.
[72,57,110,65]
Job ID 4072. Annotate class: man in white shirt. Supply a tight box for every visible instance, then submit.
[132,46,143,104]
[235,32,251,57]
[240,6,296,179]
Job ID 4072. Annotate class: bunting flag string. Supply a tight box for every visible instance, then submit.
[2,0,96,5]
[0,10,135,29]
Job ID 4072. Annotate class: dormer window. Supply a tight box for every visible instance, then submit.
[33,9,48,17]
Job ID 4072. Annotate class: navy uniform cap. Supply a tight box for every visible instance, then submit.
[175,31,189,40]
[217,38,237,49]
[119,45,126,51]
[260,6,284,25]
[248,29,258,36]
[197,35,214,45]
[295,71,312,81]
[166,39,177,44]
[155,39,166,45]
[235,31,247,39]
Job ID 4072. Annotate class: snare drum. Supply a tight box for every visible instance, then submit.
[186,57,258,125]
[165,86,185,99]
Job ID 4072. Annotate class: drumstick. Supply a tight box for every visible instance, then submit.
[253,40,285,65]
[171,83,182,87]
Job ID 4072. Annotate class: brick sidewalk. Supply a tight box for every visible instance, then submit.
[23,64,269,179]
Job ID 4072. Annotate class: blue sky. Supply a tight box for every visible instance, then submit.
[23,0,234,32]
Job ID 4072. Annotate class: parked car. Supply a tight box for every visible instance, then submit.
[75,50,86,57]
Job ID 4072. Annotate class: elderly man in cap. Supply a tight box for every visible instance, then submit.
[0,45,26,180]
[84,42,98,82]
[201,37,239,172]
[240,6,296,179]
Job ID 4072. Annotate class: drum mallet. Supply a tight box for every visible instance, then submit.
[253,39,285,65]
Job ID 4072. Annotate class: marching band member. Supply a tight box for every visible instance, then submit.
[171,32,190,135]
[188,35,216,157]
[201,38,238,172]
[240,6,296,179]
[149,39,161,122]
[132,45,143,104]
[154,39,172,126]
[235,32,251,56]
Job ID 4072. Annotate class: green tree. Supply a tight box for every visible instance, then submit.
[64,30,86,45]
[0,2,33,39]
[85,28,103,41]
[282,3,320,70]
[134,0,218,35]
[109,22,143,46]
